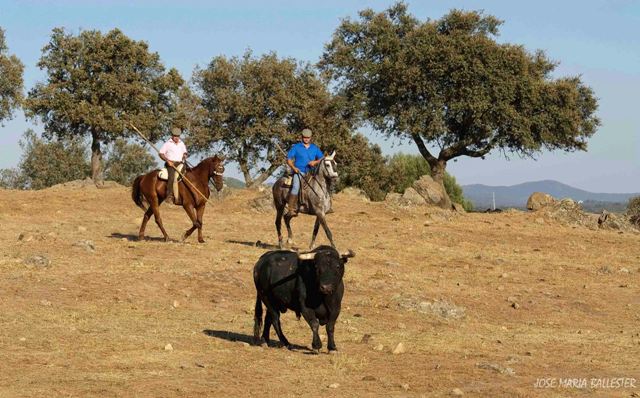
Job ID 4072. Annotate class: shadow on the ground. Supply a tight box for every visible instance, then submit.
[203,329,310,352]
[108,232,170,242]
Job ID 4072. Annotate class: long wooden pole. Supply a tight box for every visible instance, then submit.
[128,122,215,205]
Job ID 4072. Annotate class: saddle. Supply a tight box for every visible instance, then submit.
[157,165,185,181]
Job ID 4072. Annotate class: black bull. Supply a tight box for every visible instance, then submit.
[252,245,355,352]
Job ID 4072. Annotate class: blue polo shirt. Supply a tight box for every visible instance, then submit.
[287,142,323,174]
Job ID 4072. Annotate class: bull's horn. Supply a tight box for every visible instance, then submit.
[298,252,315,260]
[340,250,355,258]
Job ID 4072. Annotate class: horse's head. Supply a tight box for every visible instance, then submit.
[319,151,339,182]
[208,155,225,192]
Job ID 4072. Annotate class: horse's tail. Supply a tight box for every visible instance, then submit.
[131,175,147,211]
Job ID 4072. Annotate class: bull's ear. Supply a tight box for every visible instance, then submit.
[298,252,315,261]
[340,250,355,263]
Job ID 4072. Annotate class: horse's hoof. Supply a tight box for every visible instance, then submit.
[198,239,205,243]
[312,348,320,355]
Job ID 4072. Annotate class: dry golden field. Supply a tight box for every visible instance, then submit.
[1,184,638,397]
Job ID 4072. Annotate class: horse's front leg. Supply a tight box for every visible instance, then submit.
[309,217,321,250]
[284,213,294,247]
[318,213,335,248]
[275,207,285,248]
[181,203,199,242]
[195,204,206,243]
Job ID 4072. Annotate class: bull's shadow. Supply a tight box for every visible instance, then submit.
[202,329,309,352]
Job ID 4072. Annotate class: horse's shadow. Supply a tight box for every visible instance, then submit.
[225,240,282,250]
[202,329,309,352]
[108,232,168,242]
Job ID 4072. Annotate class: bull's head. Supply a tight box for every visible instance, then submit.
[298,248,355,295]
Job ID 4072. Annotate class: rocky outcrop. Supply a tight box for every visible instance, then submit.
[526,192,556,211]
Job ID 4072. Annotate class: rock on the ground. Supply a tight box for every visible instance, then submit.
[249,190,274,213]
[413,175,448,207]
[336,187,370,202]
[392,342,406,354]
[400,187,426,206]
[527,192,556,211]
[24,255,51,267]
[73,240,96,253]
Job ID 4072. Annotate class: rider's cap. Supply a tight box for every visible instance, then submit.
[301,128,312,138]
[171,127,182,137]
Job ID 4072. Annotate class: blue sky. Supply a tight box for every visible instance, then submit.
[1,0,638,192]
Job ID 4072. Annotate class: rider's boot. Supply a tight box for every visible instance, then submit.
[286,194,298,217]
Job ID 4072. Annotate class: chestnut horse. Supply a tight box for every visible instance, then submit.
[131,156,225,243]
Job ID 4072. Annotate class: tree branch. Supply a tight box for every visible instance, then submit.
[411,133,438,164]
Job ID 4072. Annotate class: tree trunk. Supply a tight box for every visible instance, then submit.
[246,162,280,189]
[411,134,453,209]
[238,158,254,188]
[428,159,452,209]
[91,131,103,186]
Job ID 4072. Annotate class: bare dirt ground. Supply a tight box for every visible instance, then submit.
[1,185,639,397]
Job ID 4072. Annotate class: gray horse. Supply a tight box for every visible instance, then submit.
[272,151,338,249]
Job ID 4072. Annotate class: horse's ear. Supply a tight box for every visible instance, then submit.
[326,150,336,161]
[218,154,226,161]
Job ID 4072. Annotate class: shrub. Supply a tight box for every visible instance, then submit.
[627,196,640,226]
[16,130,90,189]
[104,139,157,186]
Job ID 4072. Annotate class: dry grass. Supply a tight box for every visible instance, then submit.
[0,185,639,397]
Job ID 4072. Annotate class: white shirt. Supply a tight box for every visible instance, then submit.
[159,139,187,162]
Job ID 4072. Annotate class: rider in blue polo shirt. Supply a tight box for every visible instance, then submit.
[286,128,324,217]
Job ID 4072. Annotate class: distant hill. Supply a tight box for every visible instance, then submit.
[223,177,245,189]
[462,180,638,212]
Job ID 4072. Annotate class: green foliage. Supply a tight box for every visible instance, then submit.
[15,130,90,189]
[386,153,431,193]
[384,153,472,209]
[0,167,24,189]
[25,27,184,181]
[443,173,473,211]
[627,196,640,227]
[329,134,391,201]
[193,50,342,187]
[320,3,599,205]
[104,139,157,186]
[0,27,24,124]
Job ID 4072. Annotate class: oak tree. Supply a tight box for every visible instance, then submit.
[321,4,599,207]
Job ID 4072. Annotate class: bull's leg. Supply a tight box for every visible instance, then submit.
[284,213,294,247]
[300,309,322,352]
[150,198,170,242]
[261,311,272,346]
[318,214,336,248]
[275,207,285,248]
[138,207,153,240]
[181,203,199,242]
[195,204,206,243]
[309,217,321,250]
[326,319,338,352]
[269,309,291,349]
[253,295,264,345]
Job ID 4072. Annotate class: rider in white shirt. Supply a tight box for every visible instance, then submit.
[159,127,188,205]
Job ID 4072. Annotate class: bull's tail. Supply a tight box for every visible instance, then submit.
[253,294,263,343]
[131,175,147,211]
